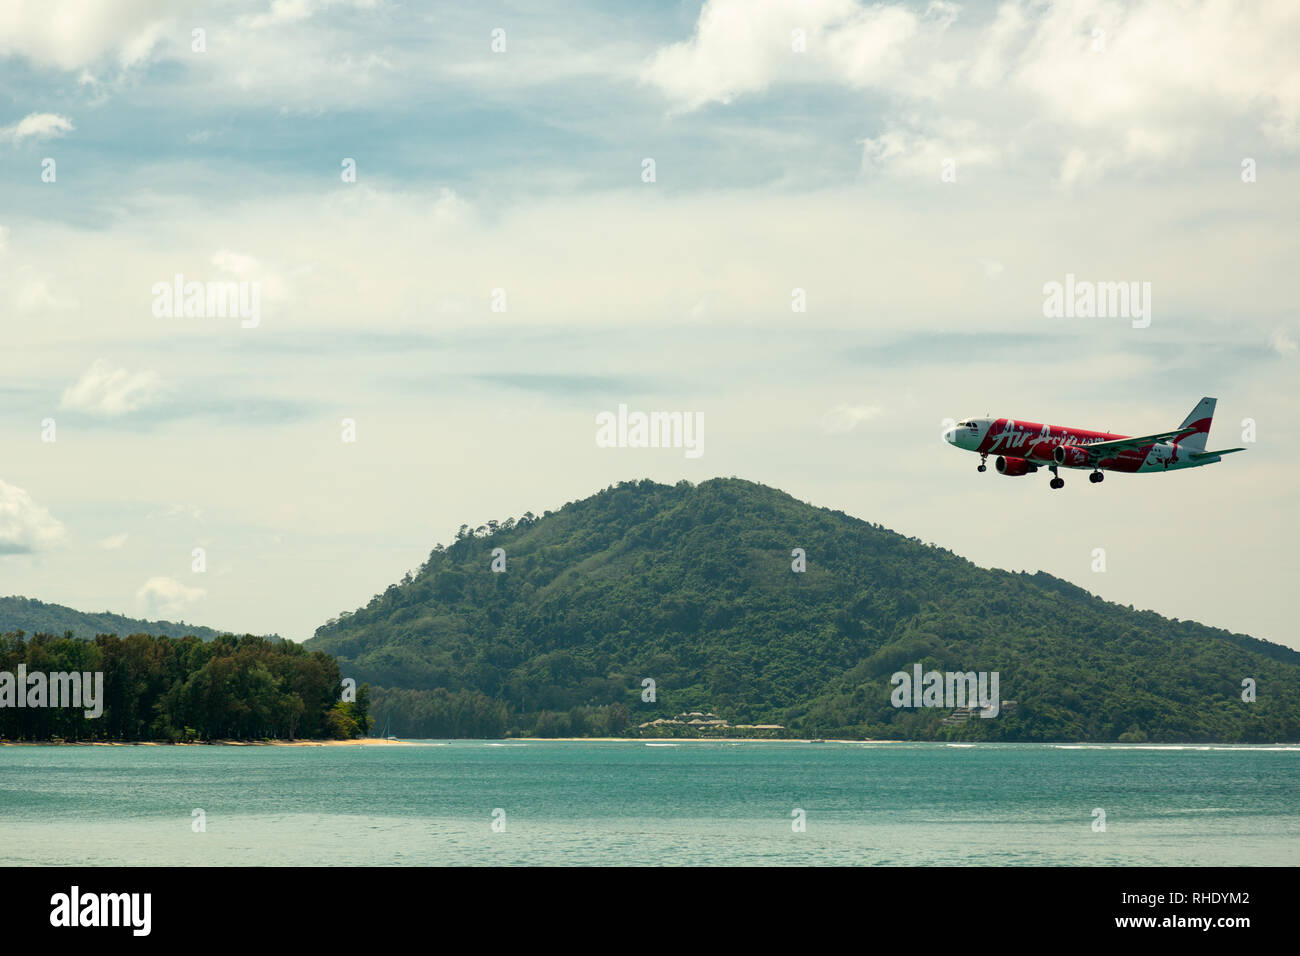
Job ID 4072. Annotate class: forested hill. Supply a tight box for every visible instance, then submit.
[306,478,1300,742]
[0,596,275,643]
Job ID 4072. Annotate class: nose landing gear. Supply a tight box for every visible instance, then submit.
[1049,464,1064,490]
[978,454,987,473]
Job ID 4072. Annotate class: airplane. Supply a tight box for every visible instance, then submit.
[946,397,1245,490]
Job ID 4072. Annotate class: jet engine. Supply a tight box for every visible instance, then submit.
[995,456,1037,476]
[1053,445,1090,467]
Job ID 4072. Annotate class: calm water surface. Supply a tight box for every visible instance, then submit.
[1,741,1296,865]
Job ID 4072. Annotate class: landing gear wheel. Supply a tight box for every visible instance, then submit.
[1050,477,1065,490]
[978,454,987,473]
[1089,471,1104,484]
[977,464,987,473]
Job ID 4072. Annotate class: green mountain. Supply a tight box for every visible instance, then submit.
[306,478,1300,742]
[0,595,275,643]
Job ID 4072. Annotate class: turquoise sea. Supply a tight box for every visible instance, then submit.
[1,741,1296,865]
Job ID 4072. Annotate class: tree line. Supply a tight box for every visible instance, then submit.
[0,631,369,742]
[367,686,629,738]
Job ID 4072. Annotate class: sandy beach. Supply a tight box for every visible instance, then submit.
[1,737,414,747]
[2,736,896,747]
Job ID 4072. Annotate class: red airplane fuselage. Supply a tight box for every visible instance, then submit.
[977,418,1148,472]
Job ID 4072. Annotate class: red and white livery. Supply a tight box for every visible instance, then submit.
[946,397,1245,490]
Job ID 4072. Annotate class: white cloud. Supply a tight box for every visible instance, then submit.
[98,532,129,550]
[646,0,1300,180]
[859,120,1000,181]
[1269,327,1298,356]
[5,171,1293,347]
[136,576,205,618]
[642,0,932,112]
[211,249,261,277]
[210,248,289,305]
[0,112,74,144]
[60,359,162,417]
[0,1,383,94]
[7,266,78,313]
[0,479,66,554]
[820,403,884,434]
[1003,1,1300,143]
[147,504,205,523]
[0,1,185,72]
[246,0,378,30]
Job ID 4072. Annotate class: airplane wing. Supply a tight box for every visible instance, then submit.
[1073,429,1190,461]
[1191,448,1245,460]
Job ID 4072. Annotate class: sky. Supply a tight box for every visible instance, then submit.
[1,0,1297,648]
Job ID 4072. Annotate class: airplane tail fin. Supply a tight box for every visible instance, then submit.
[1177,397,1216,452]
